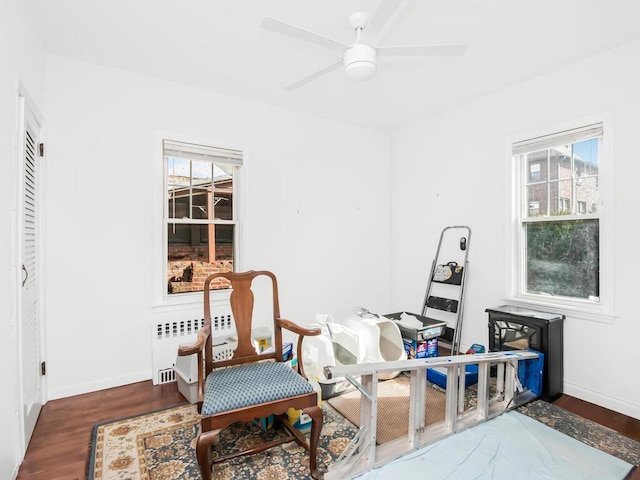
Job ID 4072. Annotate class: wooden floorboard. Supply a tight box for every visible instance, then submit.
[553,395,640,442]
[16,380,640,480]
[16,381,185,480]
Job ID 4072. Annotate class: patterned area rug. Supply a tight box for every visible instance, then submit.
[89,393,640,479]
[519,399,640,467]
[88,402,357,480]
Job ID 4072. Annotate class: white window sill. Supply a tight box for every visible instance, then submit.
[501,296,618,324]
[152,290,231,313]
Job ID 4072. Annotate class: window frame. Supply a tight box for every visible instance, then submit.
[152,132,248,310]
[506,115,616,323]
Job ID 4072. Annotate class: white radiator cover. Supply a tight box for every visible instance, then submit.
[152,306,235,385]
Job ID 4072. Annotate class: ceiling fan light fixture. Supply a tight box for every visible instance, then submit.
[261,3,467,90]
[343,44,377,81]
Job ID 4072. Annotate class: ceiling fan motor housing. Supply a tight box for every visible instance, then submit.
[343,44,377,81]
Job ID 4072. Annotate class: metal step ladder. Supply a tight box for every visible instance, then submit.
[421,226,471,355]
[323,350,541,480]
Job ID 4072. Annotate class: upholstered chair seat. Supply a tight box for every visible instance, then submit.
[202,362,314,415]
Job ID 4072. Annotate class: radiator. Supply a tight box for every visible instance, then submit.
[152,307,235,385]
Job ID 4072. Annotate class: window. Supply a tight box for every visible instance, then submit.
[556,197,570,213]
[577,201,587,214]
[529,162,542,182]
[163,140,242,296]
[512,123,603,306]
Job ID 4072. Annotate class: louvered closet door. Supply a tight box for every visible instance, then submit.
[20,98,43,447]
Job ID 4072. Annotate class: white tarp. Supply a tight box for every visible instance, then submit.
[357,411,633,479]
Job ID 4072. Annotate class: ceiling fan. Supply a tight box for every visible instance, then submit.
[260,0,467,91]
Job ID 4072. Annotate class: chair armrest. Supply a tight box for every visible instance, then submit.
[277,318,321,337]
[177,325,211,356]
[277,318,321,380]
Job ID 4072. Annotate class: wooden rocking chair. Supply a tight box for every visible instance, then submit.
[178,270,324,479]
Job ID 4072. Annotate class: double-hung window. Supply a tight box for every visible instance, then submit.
[511,122,613,320]
[163,140,242,297]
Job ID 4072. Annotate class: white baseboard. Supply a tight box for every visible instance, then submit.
[563,381,640,420]
[47,370,152,400]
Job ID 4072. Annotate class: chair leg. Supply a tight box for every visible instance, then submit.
[196,429,220,480]
[305,405,324,480]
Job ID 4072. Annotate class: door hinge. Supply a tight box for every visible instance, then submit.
[39,143,44,157]
[41,361,46,376]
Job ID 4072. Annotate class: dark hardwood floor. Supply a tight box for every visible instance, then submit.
[16,381,186,480]
[553,395,640,444]
[16,380,640,480]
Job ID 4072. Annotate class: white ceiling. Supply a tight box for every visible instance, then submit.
[33,0,640,131]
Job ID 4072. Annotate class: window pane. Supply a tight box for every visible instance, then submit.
[573,138,599,214]
[525,219,599,300]
[552,147,572,181]
[167,157,190,185]
[526,184,547,217]
[167,157,191,220]
[550,180,572,215]
[528,162,543,182]
[191,160,213,219]
[213,164,233,220]
[168,187,190,219]
[191,187,209,219]
[192,160,213,183]
[167,223,234,294]
[576,176,599,214]
[527,150,547,182]
[573,138,599,169]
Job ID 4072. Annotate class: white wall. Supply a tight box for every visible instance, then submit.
[1,1,46,477]
[390,39,640,419]
[43,55,391,399]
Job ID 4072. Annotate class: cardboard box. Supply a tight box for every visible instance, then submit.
[282,342,293,361]
[403,337,438,359]
[287,407,312,432]
[252,327,272,353]
[287,377,321,431]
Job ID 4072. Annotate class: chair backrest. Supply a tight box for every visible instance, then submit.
[202,270,285,375]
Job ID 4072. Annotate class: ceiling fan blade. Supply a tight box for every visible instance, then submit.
[261,17,347,52]
[361,0,411,45]
[285,59,343,91]
[377,44,467,57]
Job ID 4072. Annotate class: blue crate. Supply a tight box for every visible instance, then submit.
[518,349,544,396]
[427,363,479,389]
